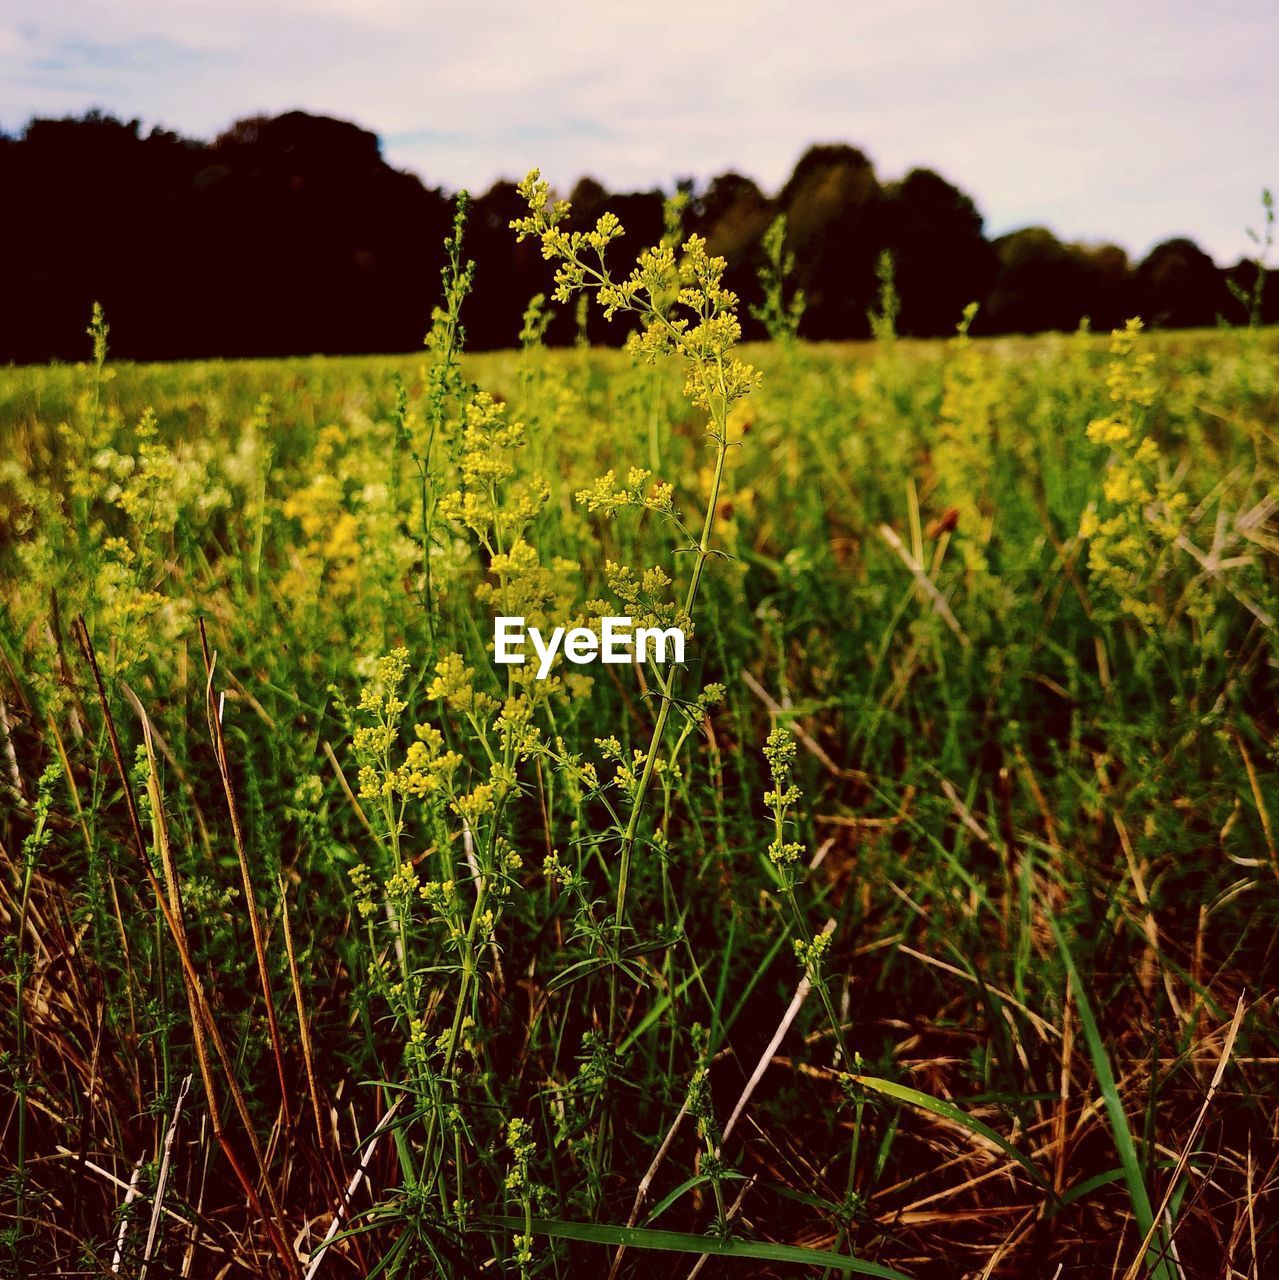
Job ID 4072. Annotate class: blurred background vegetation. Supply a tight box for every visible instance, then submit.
[2,110,1273,363]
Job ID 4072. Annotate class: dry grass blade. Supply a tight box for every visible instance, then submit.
[878,522,969,645]
[302,1096,403,1280]
[139,1073,192,1280]
[1235,733,1278,887]
[198,617,293,1134]
[108,1157,144,1274]
[60,1146,204,1235]
[0,690,25,802]
[280,873,328,1153]
[1119,996,1247,1280]
[322,738,375,834]
[606,1097,691,1280]
[721,919,834,1149]
[611,922,831,1279]
[74,617,301,1280]
[742,669,868,781]
[684,1175,756,1280]
[895,944,1059,1041]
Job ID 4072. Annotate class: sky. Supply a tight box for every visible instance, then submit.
[3,0,1275,264]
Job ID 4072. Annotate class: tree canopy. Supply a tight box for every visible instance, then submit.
[0,112,1269,362]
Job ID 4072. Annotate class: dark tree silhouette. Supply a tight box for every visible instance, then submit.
[1073,242,1136,332]
[981,230,1145,335]
[777,144,884,339]
[466,180,555,351]
[560,179,665,345]
[881,168,997,336]
[0,110,452,361]
[691,173,776,338]
[196,112,452,357]
[1136,238,1233,329]
[0,110,1252,363]
[1,113,205,361]
[982,229,1091,334]
[1223,258,1279,325]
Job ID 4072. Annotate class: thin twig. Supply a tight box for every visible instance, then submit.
[0,691,24,802]
[1120,997,1247,1280]
[139,1074,192,1280]
[462,818,504,986]
[198,618,293,1134]
[280,875,328,1152]
[108,1157,144,1274]
[303,1097,403,1280]
[721,920,833,1149]
[607,1097,691,1280]
[742,670,868,781]
[74,618,300,1280]
[878,522,969,645]
[685,1175,756,1280]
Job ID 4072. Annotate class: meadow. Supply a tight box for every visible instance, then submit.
[2,189,1278,1278]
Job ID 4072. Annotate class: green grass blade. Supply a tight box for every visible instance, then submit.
[642,1171,746,1226]
[478,1215,914,1278]
[850,1075,1048,1189]
[1047,911,1176,1280]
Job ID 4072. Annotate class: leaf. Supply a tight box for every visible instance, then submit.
[642,1172,746,1226]
[850,1075,1049,1189]
[1047,910,1176,1280]
[477,1216,914,1278]
[1051,1159,1184,1215]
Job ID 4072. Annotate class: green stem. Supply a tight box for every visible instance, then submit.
[608,403,731,1035]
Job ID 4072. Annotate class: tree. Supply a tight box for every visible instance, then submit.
[981,227,1125,334]
[881,168,996,336]
[466,180,554,350]
[691,173,776,338]
[778,144,884,339]
[199,112,449,356]
[1135,238,1231,329]
[0,113,1243,362]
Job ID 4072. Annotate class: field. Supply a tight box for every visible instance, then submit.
[2,204,1278,1279]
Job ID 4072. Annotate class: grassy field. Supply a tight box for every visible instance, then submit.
[2,209,1278,1278]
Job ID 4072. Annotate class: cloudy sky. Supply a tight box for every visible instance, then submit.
[3,0,1274,263]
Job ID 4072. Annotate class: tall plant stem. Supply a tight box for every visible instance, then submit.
[608,395,731,1037]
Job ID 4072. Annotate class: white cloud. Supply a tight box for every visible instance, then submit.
[2,0,1274,261]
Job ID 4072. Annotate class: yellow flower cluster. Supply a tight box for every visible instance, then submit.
[933,303,998,573]
[348,863,377,920]
[419,877,458,915]
[282,424,366,596]
[793,929,832,974]
[504,1117,536,1193]
[512,170,760,424]
[385,860,420,903]
[763,728,804,876]
[452,782,496,823]
[398,725,462,799]
[473,541,578,640]
[437,393,549,546]
[583,561,685,636]
[431,387,579,672]
[575,466,675,519]
[495,695,539,760]
[426,652,496,716]
[1079,320,1190,627]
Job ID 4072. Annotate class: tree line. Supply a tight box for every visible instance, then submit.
[1,109,1271,363]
